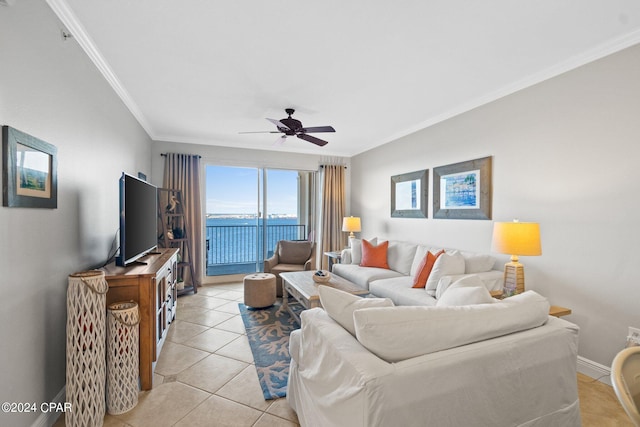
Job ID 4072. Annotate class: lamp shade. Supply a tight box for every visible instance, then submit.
[491,221,542,256]
[342,216,361,233]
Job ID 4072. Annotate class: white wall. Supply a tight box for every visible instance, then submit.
[350,44,640,369]
[0,1,153,426]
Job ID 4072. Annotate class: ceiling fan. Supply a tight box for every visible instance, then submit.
[240,108,335,146]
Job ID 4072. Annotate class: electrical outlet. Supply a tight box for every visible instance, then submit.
[627,326,640,347]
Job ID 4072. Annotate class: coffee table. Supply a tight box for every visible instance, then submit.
[280,271,368,324]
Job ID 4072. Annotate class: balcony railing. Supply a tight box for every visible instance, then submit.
[206,223,306,275]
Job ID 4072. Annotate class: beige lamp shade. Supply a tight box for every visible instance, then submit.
[342,216,361,238]
[491,221,541,261]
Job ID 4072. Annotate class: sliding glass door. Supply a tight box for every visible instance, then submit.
[205,166,316,276]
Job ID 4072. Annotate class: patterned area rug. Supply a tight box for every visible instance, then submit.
[238,300,300,400]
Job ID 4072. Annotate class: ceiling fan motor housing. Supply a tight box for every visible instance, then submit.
[279,117,303,134]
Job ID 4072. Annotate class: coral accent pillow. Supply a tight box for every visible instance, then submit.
[412,249,445,288]
[360,239,389,269]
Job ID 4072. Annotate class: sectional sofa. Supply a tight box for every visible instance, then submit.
[332,237,504,305]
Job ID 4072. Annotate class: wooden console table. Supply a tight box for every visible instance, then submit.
[101,248,178,390]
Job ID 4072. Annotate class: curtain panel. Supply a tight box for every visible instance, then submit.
[320,164,347,270]
[162,153,203,287]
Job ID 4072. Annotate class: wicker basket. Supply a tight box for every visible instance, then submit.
[106,301,140,415]
[66,270,108,427]
[312,270,331,283]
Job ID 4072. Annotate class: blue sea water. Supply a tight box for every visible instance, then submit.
[205,217,303,265]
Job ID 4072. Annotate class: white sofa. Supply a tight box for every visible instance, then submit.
[332,238,504,305]
[287,290,581,427]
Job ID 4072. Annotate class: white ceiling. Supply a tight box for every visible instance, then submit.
[47,0,640,157]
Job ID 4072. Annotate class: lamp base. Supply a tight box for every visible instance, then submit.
[503,261,525,296]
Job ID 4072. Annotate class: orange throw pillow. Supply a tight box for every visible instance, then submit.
[412,249,445,288]
[360,240,389,269]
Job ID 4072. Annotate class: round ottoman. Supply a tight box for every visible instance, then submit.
[243,273,276,308]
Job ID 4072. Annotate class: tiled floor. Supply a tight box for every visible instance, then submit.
[55,282,299,427]
[54,282,632,427]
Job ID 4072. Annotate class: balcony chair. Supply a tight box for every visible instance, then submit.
[264,240,316,297]
[611,346,640,426]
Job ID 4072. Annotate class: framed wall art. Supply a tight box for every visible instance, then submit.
[391,169,428,218]
[433,156,491,220]
[2,126,58,208]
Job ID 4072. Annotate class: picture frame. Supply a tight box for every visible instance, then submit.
[391,169,428,218]
[433,156,491,220]
[2,126,58,208]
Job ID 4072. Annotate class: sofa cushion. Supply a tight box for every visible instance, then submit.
[425,251,465,296]
[386,241,418,274]
[412,249,445,288]
[353,290,550,362]
[435,275,493,307]
[360,240,389,269]
[350,237,377,265]
[435,270,505,299]
[332,264,403,290]
[461,252,497,274]
[318,285,394,336]
[369,276,437,306]
[278,240,313,264]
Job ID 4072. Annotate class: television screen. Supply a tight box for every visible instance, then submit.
[116,173,158,266]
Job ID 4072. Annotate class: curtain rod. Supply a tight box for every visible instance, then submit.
[160,153,202,158]
[319,164,347,169]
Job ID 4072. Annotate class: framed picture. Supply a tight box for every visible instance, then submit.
[433,156,491,220]
[2,126,58,208]
[391,169,428,218]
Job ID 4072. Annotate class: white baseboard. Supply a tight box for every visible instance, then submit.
[31,386,65,427]
[577,356,612,386]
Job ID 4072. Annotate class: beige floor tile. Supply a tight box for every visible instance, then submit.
[216,300,241,314]
[177,306,235,327]
[177,353,248,393]
[216,290,245,301]
[116,382,210,427]
[216,335,255,363]
[183,327,241,353]
[175,395,262,427]
[215,314,247,334]
[166,319,210,344]
[180,294,230,309]
[216,365,271,411]
[267,398,299,424]
[154,341,209,376]
[254,412,300,427]
[196,286,229,297]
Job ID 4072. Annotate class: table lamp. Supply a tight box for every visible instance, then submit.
[491,220,541,295]
[342,216,361,246]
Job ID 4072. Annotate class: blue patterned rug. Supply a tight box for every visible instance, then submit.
[238,300,300,400]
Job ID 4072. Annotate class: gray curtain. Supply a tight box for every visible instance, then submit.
[162,153,203,286]
[320,164,347,270]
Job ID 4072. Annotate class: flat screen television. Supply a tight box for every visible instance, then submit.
[116,173,158,266]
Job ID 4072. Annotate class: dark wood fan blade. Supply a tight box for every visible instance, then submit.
[297,133,328,146]
[266,118,290,131]
[299,126,335,133]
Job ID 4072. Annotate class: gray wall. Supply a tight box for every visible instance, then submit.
[0,1,152,426]
[350,43,640,369]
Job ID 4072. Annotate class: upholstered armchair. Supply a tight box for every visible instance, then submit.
[264,240,316,296]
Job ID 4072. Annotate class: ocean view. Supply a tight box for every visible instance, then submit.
[205,216,304,270]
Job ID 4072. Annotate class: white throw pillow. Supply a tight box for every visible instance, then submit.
[425,251,465,296]
[350,237,377,265]
[353,290,549,363]
[386,241,418,275]
[463,254,497,274]
[436,275,493,307]
[318,285,393,336]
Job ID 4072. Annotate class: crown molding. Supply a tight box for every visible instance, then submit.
[45,0,156,139]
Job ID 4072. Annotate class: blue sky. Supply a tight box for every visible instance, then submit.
[205,166,298,215]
